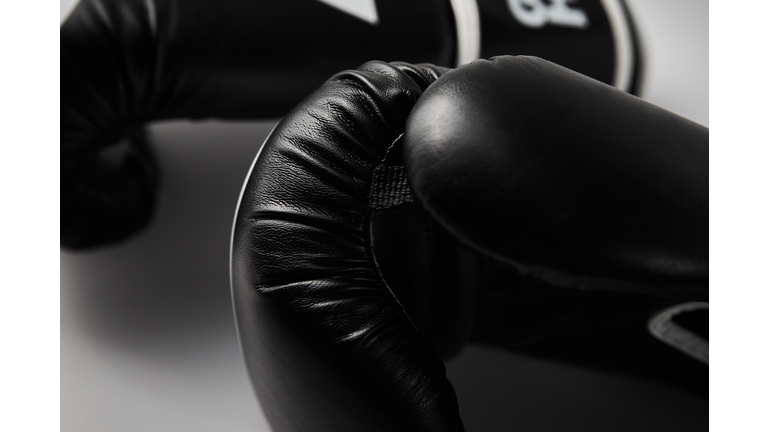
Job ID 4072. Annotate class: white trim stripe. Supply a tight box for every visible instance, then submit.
[450,0,482,66]
[601,0,635,92]
[648,302,709,364]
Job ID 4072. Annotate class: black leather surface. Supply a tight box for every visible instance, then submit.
[231,61,464,432]
[467,259,708,398]
[404,56,708,302]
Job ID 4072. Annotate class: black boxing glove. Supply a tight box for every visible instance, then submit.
[232,56,707,431]
[403,55,708,396]
[61,0,456,249]
[231,61,465,432]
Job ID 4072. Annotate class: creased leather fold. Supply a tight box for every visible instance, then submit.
[231,61,463,432]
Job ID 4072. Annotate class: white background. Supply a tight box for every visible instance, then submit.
[57,1,713,431]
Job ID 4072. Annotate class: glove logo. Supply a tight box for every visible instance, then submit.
[316,0,379,26]
[507,0,589,29]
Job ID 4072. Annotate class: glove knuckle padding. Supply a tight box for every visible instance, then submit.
[404,56,708,301]
[61,0,159,249]
[231,62,463,432]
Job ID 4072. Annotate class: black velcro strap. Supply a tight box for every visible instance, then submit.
[369,165,413,209]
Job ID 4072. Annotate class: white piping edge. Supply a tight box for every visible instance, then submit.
[60,0,81,25]
[648,302,709,364]
[449,0,482,66]
[600,0,634,92]
[229,123,280,362]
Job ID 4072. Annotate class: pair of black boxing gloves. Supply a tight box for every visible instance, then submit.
[62,1,707,431]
